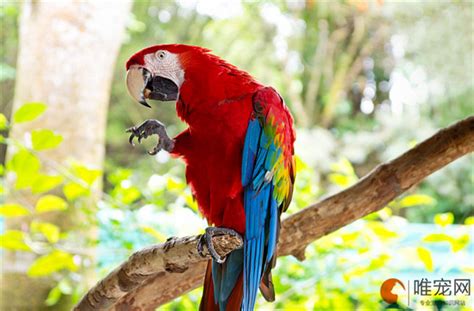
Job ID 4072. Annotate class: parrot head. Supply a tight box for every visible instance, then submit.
[125,44,210,108]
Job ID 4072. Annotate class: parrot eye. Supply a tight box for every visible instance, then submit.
[156,51,166,60]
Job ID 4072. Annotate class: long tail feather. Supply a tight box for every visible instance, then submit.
[226,273,244,311]
[201,249,244,310]
[200,260,219,311]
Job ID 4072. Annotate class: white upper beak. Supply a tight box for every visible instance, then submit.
[126,66,151,107]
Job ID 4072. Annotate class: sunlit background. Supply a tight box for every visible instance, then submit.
[1,0,473,310]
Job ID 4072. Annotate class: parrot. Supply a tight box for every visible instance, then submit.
[125,44,295,311]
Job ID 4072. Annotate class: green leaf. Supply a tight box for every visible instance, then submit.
[140,226,166,242]
[330,158,356,176]
[451,234,469,252]
[294,156,308,174]
[45,286,62,306]
[35,195,67,213]
[367,221,398,240]
[423,233,453,243]
[328,158,358,187]
[0,203,30,217]
[0,113,7,129]
[31,221,60,243]
[375,207,393,219]
[461,266,474,274]
[120,186,141,204]
[31,129,63,151]
[72,164,101,186]
[343,266,370,282]
[417,247,434,272]
[399,194,436,208]
[328,173,351,187]
[0,230,31,251]
[107,168,132,185]
[340,232,359,243]
[434,212,454,227]
[423,233,469,252]
[184,192,198,212]
[7,149,41,189]
[13,102,47,123]
[2,4,19,17]
[31,174,64,194]
[368,254,390,269]
[58,278,73,295]
[167,177,186,192]
[63,182,89,201]
[27,250,78,277]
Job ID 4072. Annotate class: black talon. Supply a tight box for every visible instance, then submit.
[128,133,135,146]
[197,227,242,264]
[126,126,141,146]
[148,144,160,155]
[125,119,175,155]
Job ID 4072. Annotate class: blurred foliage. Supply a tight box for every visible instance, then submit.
[0,104,101,305]
[1,0,473,310]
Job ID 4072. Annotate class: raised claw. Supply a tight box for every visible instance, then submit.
[125,119,174,155]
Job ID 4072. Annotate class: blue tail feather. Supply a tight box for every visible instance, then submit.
[211,249,244,310]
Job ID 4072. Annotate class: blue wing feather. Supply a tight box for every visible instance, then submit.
[240,118,280,311]
[266,196,278,263]
[208,87,294,311]
[242,119,262,187]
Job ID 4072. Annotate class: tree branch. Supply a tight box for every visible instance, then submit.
[76,116,474,311]
[75,234,243,310]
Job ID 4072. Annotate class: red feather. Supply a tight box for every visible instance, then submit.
[169,47,262,233]
[225,273,244,311]
[200,261,219,311]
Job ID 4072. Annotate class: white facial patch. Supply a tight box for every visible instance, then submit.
[143,51,185,88]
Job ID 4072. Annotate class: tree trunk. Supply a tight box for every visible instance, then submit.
[1,1,131,309]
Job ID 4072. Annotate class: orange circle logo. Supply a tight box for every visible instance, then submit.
[380,278,405,304]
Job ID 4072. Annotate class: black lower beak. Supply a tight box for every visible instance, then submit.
[139,97,151,108]
[141,75,179,108]
[148,76,179,102]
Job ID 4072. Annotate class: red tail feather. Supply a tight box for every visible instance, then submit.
[199,261,219,311]
[225,273,243,311]
[199,260,243,311]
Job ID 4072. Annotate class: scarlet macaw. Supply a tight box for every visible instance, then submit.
[125,44,295,311]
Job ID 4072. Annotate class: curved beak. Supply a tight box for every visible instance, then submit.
[126,66,152,108]
[126,66,179,108]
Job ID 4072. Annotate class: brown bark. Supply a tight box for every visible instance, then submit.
[76,116,473,310]
[75,235,243,311]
